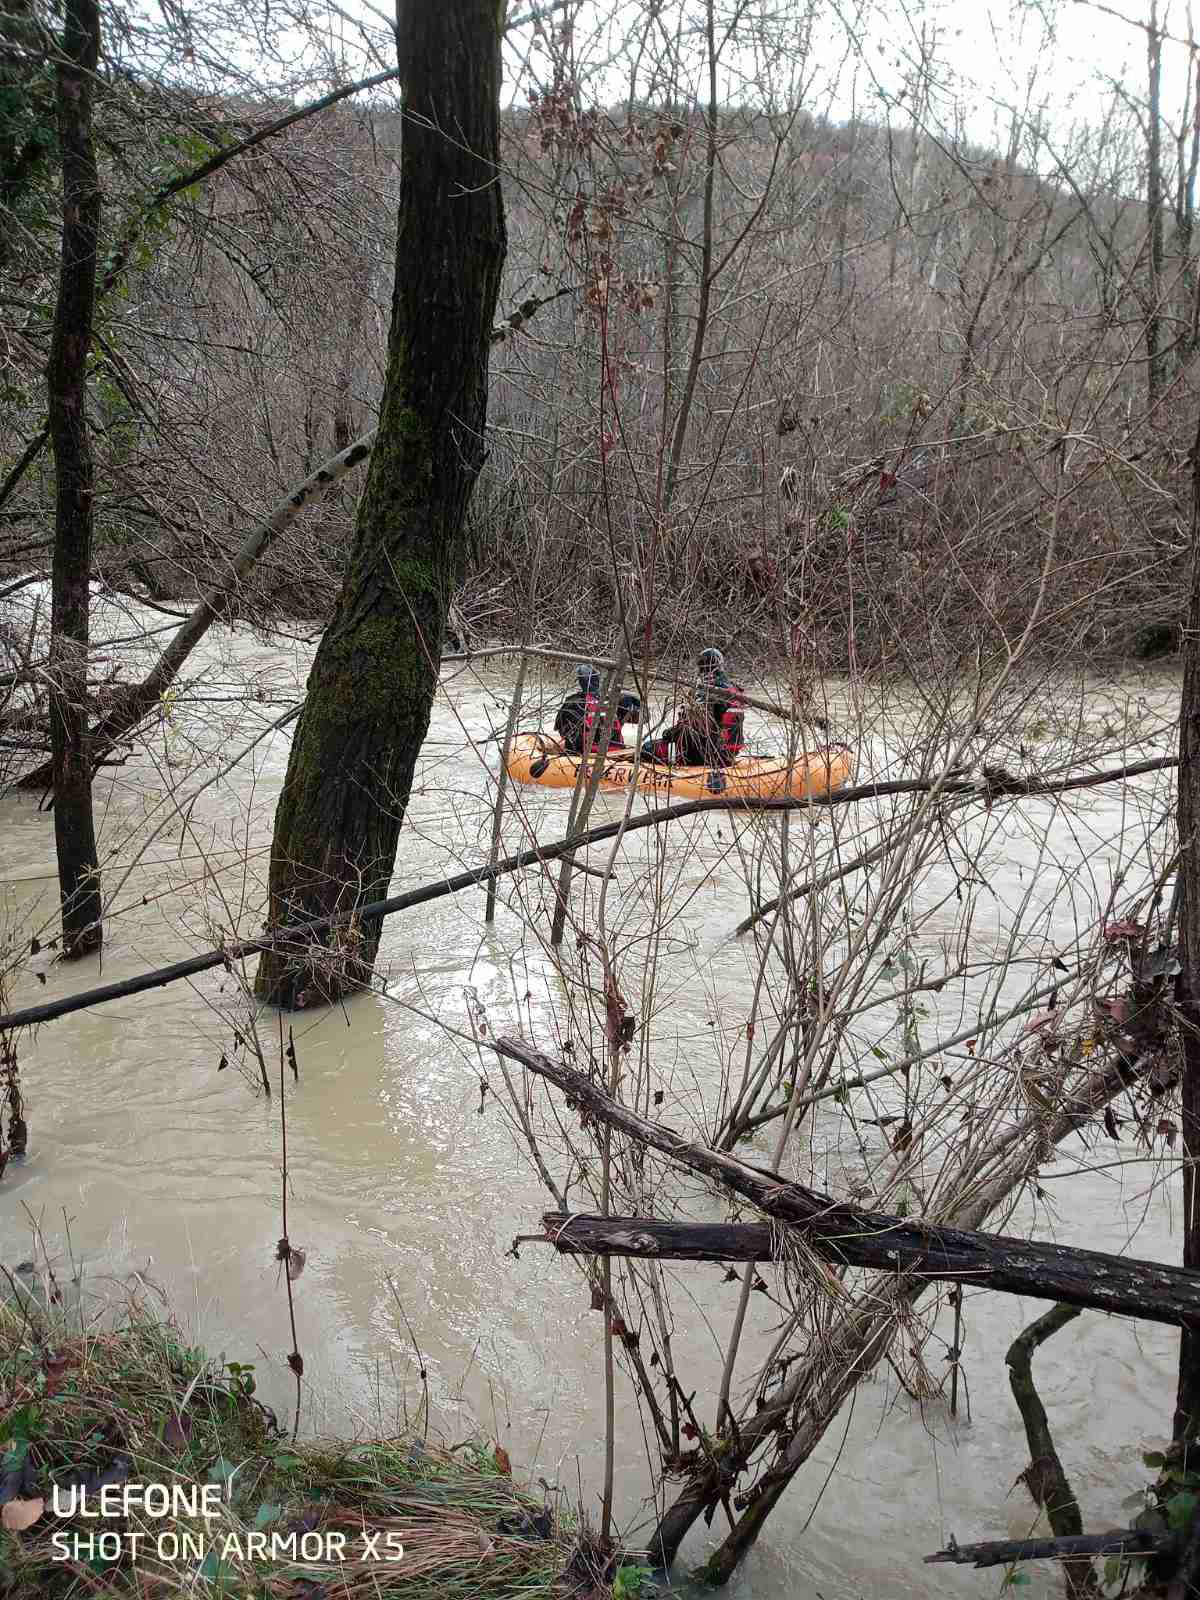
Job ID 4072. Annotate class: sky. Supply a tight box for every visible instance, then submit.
[499,0,1172,174]
[137,0,1172,181]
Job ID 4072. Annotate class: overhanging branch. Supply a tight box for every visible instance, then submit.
[0,755,1177,1030]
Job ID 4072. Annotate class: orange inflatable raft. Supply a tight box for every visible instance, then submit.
[504,733,855,802]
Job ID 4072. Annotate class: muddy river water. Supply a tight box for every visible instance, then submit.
[0,611,1188,1599]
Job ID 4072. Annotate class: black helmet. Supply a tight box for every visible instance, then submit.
[698,647,725,672]
[617,691,641,721]
[576,662,599,692]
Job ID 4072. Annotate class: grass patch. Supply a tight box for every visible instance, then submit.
[0,1285,587,1598]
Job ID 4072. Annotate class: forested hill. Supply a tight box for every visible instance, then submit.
[0,76,1186,669]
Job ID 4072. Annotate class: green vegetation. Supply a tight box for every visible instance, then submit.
[0,1296,577,1598]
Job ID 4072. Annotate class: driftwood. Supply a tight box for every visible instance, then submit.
[925,1531,1161,1568]
[538,1205,1200,1328]
[537,1209,1200,1326]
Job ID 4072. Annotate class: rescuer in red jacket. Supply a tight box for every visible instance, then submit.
[641,648,746,784]
[555,664,640,755]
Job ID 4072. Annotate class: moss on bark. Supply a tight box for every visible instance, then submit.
[256,0,505,1005]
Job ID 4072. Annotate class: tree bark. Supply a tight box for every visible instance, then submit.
[541,1214,1200,1330]
[254,0,505,1005]
[45,0,102,957]
[1175,410,1200,1441]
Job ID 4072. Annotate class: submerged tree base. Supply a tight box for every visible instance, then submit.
[0,1295,584,1598]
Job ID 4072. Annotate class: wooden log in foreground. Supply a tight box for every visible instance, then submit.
[499,1026,1199,1325]
[924,1531,1161,1569]
[540,1211,1200,1329]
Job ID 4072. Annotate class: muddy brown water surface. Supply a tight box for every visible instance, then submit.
[0,609,1187,1598]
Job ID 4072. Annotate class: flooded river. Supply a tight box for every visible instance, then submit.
[0,609,1187,1598]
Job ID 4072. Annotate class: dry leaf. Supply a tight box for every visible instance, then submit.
[42,1351,74,1396]
[287,1248,306,1281]
[1020,1071,1053,1111]
[1158,1118,1179,1149]
[494,1445,511,1477]
[164,1413,192,1451]
[2,1497,43,1532]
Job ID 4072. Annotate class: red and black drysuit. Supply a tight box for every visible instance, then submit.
[643,680,745,767]
[554,689,626,755]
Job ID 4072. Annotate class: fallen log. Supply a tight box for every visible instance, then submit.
[538,1211,1200,1328]
[925,1531,1161,1569]
[482,1031,1198,1329]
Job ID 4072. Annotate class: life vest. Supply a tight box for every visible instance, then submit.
[713,686,745,762]
[583,692,623,750]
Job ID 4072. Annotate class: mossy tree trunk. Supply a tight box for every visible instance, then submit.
[255,0,505,1006]
[46,0,102,958]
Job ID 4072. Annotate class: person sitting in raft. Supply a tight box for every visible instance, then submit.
[641,648,746,773]
[555,665,640,755]
[697,646,745,765]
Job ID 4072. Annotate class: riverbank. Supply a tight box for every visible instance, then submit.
[0,1291,607,1598]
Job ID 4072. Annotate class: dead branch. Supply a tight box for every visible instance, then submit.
[1006,1304,1095,1596]
[925,1531,1160,1568]
[538,1213,1200,1329]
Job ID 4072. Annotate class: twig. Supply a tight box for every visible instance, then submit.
[276,1011,303,1440]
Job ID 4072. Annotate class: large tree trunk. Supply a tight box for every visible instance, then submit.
[45,0,102,957]
[255,0,505,1005]
[1175,415,1200,1442]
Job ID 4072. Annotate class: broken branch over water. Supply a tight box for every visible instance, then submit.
[537,1212,1200,1328]
[925,1531,1161,1569]
[0,755,1177,1031]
